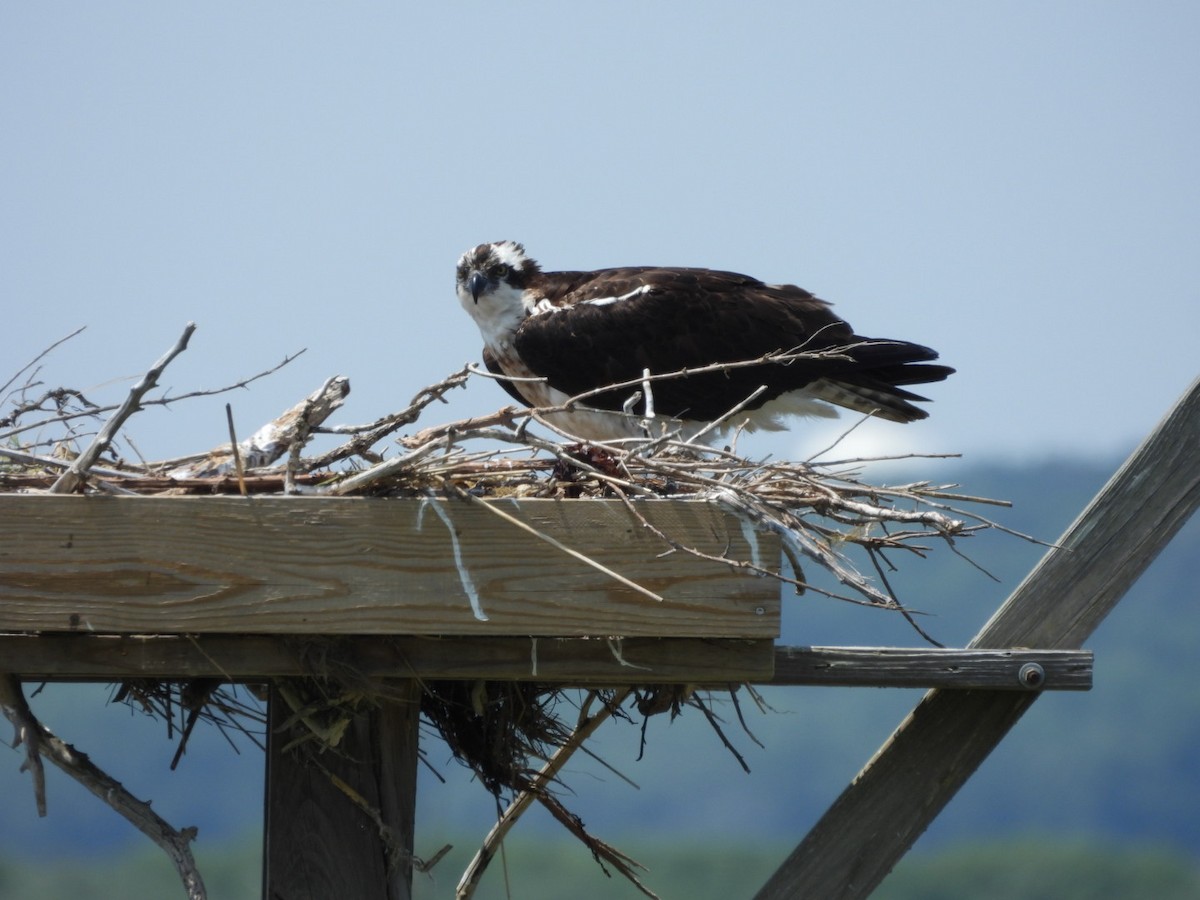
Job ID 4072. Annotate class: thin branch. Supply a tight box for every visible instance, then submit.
[686,384,770,445]
[0,674,47,816]
[49,323,197,493]
[443,481,665,603]
[0,446,135,479]
[456,689,658,900]
[166,376,350,479]
[547,341,861,413]
[224,404,247,495]
[1,674,207,899]
[0,347,305,444]
[307,365,473,467]
[0,325,87,398]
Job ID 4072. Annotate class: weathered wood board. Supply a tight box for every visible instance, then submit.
[0,633,776,683]
[0,634,1089,690]
[1,496,780,638]
[264,681,420,900]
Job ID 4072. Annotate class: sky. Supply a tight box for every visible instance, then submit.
[3,3,1198,470]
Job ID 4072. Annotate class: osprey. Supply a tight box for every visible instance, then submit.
[455,241,953,442]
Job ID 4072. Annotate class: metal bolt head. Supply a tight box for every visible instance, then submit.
[1018,662,1046,689]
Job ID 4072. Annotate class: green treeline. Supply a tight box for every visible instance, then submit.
[1,835,1198,899]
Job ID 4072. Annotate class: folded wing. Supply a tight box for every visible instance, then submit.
[512,268,952,423]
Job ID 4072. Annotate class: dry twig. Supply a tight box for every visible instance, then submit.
[166,375,350,479]
[1,675,207,899]
[456,689,655,900]
[49,323,197,493]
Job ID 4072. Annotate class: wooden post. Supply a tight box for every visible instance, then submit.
[754,376,1200,900]
[263,680,421,900]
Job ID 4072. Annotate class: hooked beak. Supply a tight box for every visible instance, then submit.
[467,271,489,303]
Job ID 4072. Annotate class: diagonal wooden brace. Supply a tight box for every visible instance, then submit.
[755,376,1200,900]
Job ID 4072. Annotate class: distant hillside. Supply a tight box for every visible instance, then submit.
[2,455,1196,893]
[1,833,1197,900]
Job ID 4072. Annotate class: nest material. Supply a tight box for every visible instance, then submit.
[1,326,1017,899]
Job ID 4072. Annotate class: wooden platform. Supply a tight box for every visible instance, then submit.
[0,493,1094,691]
[2,495,779,638]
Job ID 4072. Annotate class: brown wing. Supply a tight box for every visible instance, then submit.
[515,267,951,422]
[482,346,532,405]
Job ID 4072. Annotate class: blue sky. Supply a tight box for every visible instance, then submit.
[3,3,1197,466]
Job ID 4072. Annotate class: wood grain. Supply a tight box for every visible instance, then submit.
[1,496,779,638]
[263,680,419,900]
[773,646,1091,690]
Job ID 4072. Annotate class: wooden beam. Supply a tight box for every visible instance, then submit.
[772,646,1091,691]
[0,634,774,684]
[0,634,1091,690]
[263,680,420,900]
[1,496,779,638]
[754,377,1200,900]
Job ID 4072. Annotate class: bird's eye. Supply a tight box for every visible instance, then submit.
[494,264,510,278]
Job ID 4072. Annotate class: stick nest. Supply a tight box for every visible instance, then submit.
[1,326,1015,899]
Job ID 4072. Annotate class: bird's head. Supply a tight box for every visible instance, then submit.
[455,240,539,303]
[455,241,542,344]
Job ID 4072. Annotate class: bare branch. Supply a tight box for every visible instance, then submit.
[1,675,206,899]
[549,341,860,412]
[49,323,197,493]
[0,325,87,399]
[166,376,350,478]
[0,674,47,817]
[443,480,665,603]
[456,689,659,900]
[0,346,305,444]
[306,365,473,468]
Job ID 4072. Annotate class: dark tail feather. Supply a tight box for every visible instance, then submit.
[813,349,955,423]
